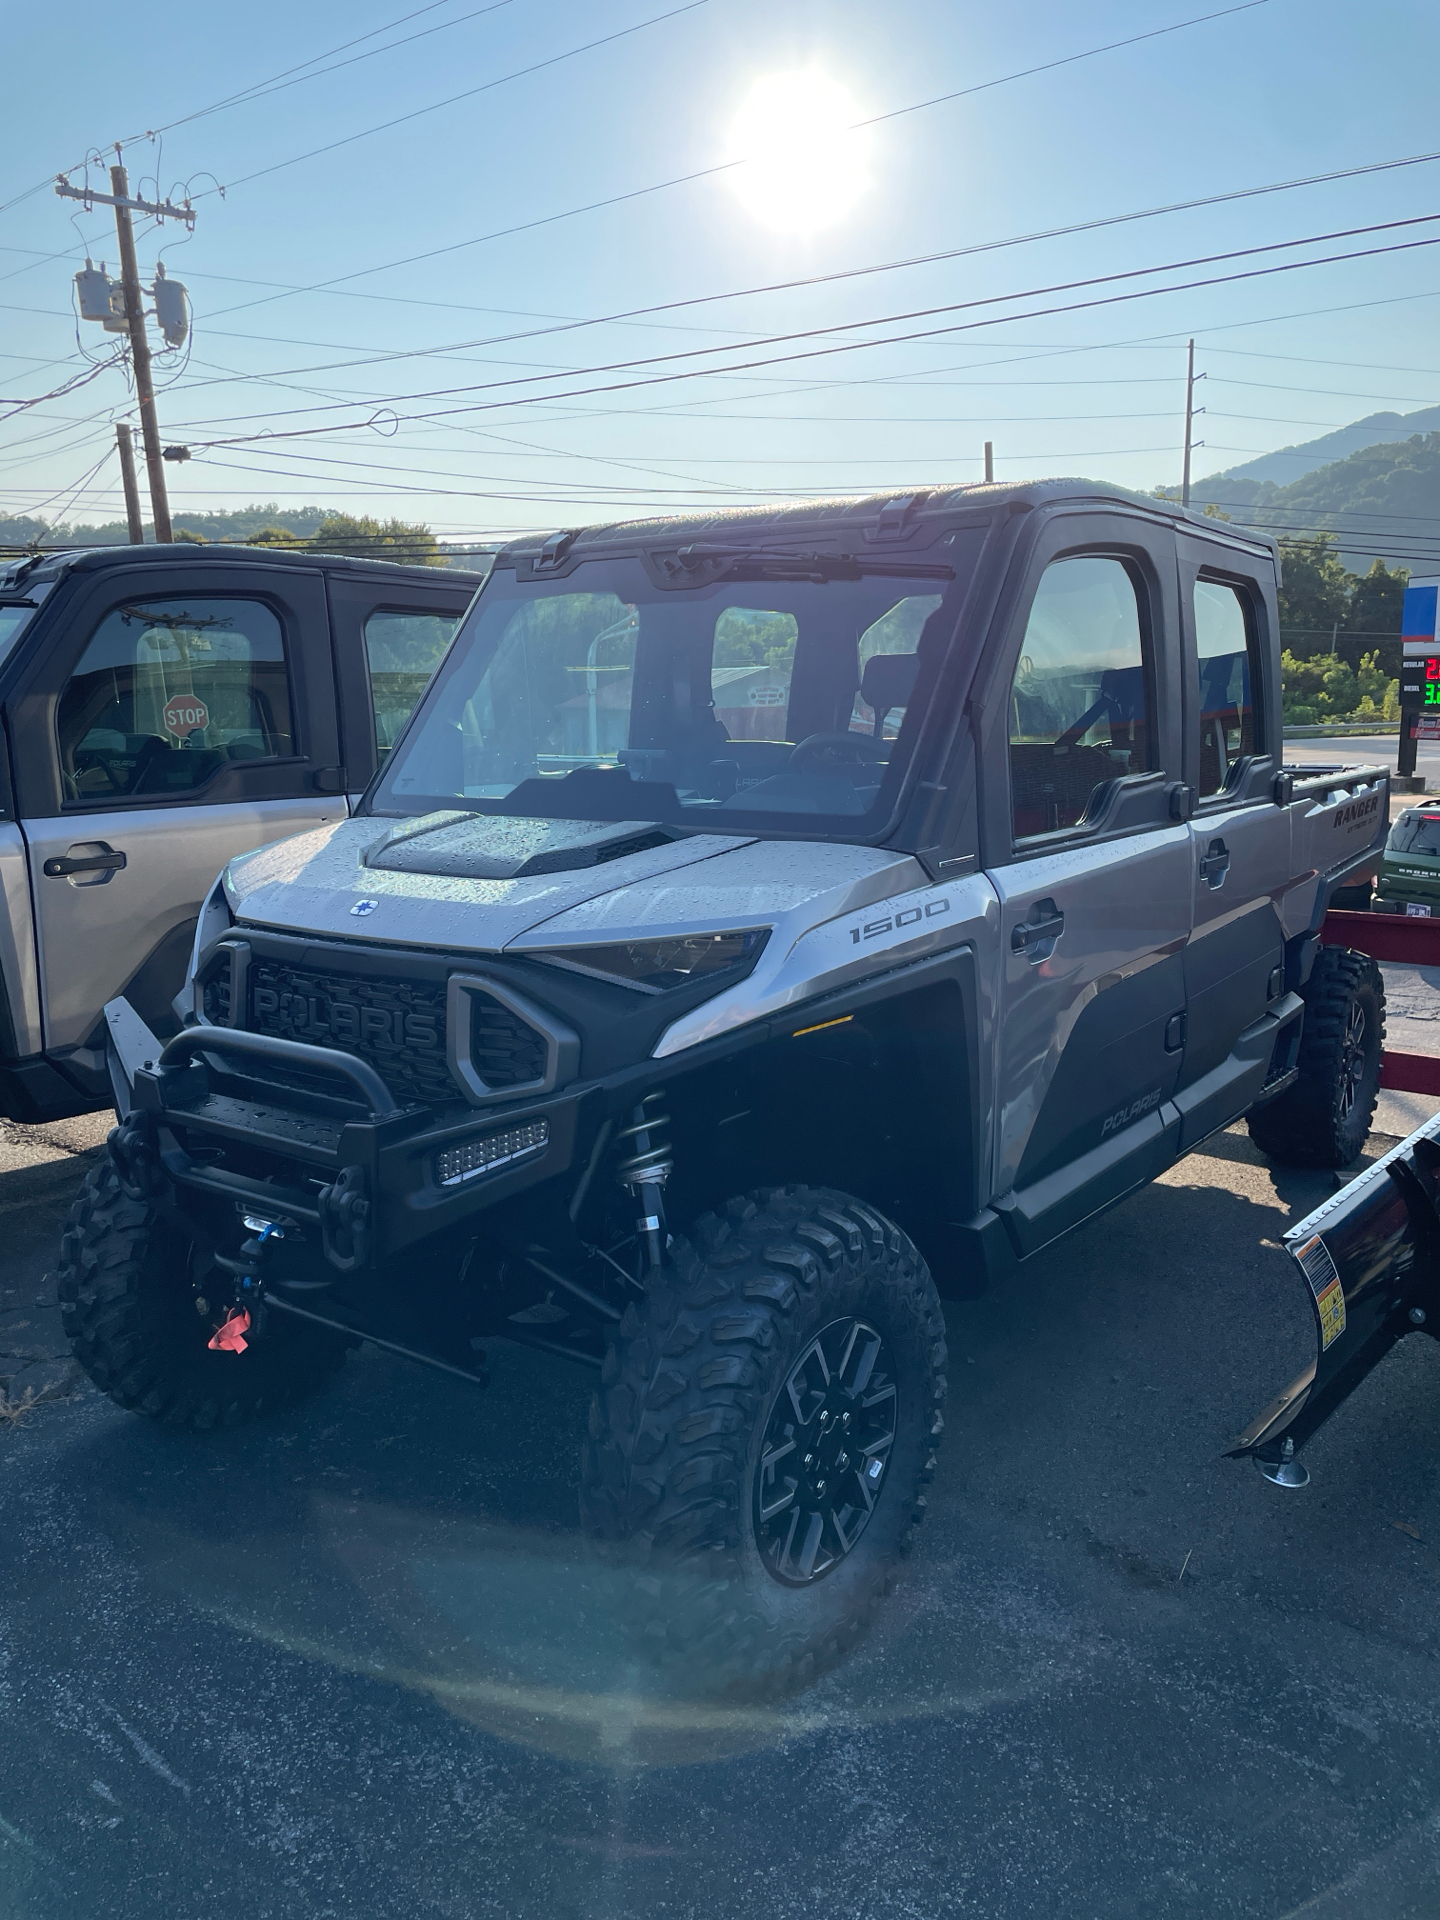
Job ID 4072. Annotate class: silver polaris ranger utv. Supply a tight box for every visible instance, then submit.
[60,482,1393,1695]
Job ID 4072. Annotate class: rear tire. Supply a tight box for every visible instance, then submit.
[1247,946,1384,1168]
[580,1186,946,1699]
[58,1158,351,1429]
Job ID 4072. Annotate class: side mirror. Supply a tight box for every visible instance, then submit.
[1273,771,1294,807]
[1166,781,1194,822]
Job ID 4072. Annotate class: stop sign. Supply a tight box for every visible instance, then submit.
[163,695,210,737]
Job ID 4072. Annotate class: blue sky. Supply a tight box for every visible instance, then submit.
[3,0,1439,540]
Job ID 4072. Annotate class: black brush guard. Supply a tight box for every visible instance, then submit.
[120,1022,575,1268]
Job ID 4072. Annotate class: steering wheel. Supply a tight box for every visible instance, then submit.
[787,731,890,775]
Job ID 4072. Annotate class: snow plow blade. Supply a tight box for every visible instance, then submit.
[1230,1116,1440,1478]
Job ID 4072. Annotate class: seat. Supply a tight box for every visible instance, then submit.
[859,652,919,737]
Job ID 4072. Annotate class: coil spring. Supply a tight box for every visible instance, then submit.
[615,1090,672,1189]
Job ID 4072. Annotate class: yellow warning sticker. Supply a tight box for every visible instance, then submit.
[1293,1233,1347,1350]
[1314,1276,1346,1350]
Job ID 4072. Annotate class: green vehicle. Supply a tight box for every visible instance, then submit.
[1376,806,1440,915]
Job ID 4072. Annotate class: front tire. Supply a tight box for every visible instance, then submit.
[58,1158,351,1429]
[580,1186,946,1698]
[1247,946,1384,1168]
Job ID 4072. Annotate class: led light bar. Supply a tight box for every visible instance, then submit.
[435,1119,549,1188]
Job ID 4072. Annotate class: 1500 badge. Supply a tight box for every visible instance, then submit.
[848,898,951,944]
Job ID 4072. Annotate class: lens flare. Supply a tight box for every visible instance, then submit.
[727,70,871,234]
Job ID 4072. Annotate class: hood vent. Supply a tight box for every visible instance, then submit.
[364,812,676,881]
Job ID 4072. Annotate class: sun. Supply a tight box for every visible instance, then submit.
[727,70,871,235]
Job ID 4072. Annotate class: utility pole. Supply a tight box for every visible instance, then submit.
[57,160,195,544]
[115,423,144,543]
[1181,339,1205,510]
[107,163,171,542]
[984,440,994,484]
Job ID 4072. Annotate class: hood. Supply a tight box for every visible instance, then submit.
[224,811,921,961]
[224,812,760,953]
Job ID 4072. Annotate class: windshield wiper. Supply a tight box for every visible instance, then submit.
[658,543,954,585]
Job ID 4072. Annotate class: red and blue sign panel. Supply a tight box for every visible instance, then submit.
[1403,583,1439,643]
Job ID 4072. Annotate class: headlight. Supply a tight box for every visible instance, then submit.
[535,928,769,992]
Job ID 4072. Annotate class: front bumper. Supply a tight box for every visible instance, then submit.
[106,998,589,1265]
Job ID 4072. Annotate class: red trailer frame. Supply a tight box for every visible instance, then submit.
[1321,909,1440,1095]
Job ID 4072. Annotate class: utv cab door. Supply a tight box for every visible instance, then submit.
[8,563,346,1083]
[979,513,1192,1256]
[324,573,472,793]
[1171,535,1291,1146]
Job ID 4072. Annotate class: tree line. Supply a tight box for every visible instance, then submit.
[1273,536,1409,727]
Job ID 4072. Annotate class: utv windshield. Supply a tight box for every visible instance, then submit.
[369,549,971,831]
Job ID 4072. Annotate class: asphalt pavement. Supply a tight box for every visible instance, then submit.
[3,1069,1440,1920]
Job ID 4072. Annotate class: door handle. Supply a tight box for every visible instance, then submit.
[1199,839,1230,889]
[1012,899,1065,960]
[43,849,126,878]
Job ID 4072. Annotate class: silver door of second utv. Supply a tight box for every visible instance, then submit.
[8,561,345,1066]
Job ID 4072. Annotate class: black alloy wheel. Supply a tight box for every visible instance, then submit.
[1337,997,1370,1121]
[754,1317,897,1586]
[580,1185,947,1699]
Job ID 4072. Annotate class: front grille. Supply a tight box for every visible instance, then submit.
[436,1120,548,1186]
[247,960,456,1108]
[470,992,549,1090]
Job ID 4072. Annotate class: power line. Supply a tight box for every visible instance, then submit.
[201,0,1278,321]
[0,351,126,421]
[127,0,520,140]
[167,217,1440,443]
[214,0,712,194]
[186,149,1440,381]
[0,0,505,218]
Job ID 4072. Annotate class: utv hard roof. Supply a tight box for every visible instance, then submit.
[0,542,488,589]
[495,478,1280,569]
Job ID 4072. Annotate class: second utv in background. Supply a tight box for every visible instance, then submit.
[0,541,482,1122]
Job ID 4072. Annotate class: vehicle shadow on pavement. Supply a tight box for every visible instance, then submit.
[35,1126,1440,1780]
[6,1127,1440,1917]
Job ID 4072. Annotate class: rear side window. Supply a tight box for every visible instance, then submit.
[1194,580,1261,795]
[1008,556,1152,839]
[711,607,797,744]
[363,608,460,760]
[57,596,293,803]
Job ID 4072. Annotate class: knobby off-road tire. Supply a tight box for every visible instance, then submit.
[1247,946,1385,1168]
[580,1186,947,1699]
[58,1158,351,1429]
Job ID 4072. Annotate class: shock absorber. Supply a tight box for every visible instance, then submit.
[615,1091,672,1271]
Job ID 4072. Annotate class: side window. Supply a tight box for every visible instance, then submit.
[363,608,460,761]
[56,596,293,803]
[1194,579,1261,796]
[711,607,798,743]
[1009,556,1152,840]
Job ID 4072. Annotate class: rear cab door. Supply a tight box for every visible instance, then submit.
[8,557,347,1080]
[1172,531,1295,1146]
[976,506,1193,1255]
[324,568,480,795]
